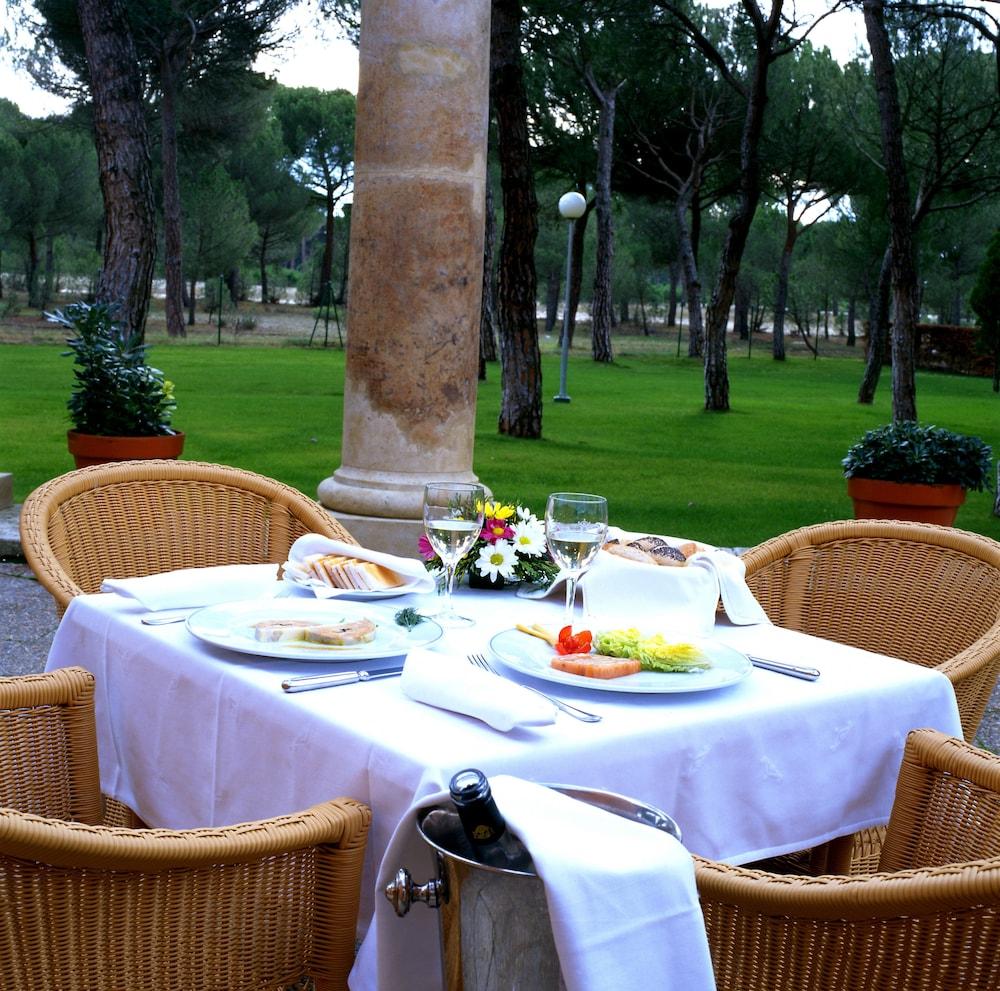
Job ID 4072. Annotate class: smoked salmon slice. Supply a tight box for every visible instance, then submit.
[551,653,641,679]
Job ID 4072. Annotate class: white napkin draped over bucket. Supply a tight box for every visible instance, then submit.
[490,775,716,991]
[353,779,716,991]
[101,563,281,611]
[400,647,557,731]
[282,533,436,596]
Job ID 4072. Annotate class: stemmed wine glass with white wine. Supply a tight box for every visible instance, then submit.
[423,482,486,628]
[545,492,608,627]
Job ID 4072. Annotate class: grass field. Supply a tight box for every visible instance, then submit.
[2,315,998,548]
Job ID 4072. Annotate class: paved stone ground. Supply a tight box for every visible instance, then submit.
[2,502,998,752]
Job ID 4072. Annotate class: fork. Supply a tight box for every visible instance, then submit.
[468,654,602,723]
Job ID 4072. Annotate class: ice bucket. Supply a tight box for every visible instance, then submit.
[385,784,681,990]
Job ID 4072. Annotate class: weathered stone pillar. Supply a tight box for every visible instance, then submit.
[318,0,491,555]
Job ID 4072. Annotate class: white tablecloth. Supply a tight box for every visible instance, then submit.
[46,582,963,990]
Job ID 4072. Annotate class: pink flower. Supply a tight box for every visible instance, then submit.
[481,517,514,544]
[418,534,436,560]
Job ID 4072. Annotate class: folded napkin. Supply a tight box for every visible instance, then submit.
[490,775,717,991]
[400,647,557,731]
[101,563,281,611]
[282,533,436,596]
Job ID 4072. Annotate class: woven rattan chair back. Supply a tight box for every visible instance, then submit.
[879,728,1000,872]
[0,796,371,991]
[0,668,103,825]
[742,519,1000,741]
[695,729,1000,991]
[20,459,357,615]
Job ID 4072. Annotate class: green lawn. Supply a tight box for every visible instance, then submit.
[3,342,998,548]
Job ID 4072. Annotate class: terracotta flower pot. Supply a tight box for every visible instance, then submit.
[67,430,186,469]
[847,476,966,526]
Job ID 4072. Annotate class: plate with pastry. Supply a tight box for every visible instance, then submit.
[489,625,750,694]
[186,599,441,661]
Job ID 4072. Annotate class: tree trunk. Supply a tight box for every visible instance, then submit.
[76,0,157,340]
[772,208,797,361]
[863,0,918,422]
[26,231,40,308]
[159,50,187,338]
[858,244,892,403]
[735,279,750,340]
[479,176,499,379]
[564,202,590,347]
[42,233,55,309]
[585,69,621,365]
[492,0,542,438]
[674,193,703,358]
[259,231,270,304]
[847,295,856,345]
[544,267,560,334]
[187,274,196,325]
[703,7,776,410]
[320,175,335,303]
[667,261,678,326]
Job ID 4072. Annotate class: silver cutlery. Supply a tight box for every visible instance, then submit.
[141,609,196,625]
[748,655,820,681]
[467,653,602,723]
[282,666,406,693]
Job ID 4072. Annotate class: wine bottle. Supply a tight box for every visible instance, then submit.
[448,768,534,872]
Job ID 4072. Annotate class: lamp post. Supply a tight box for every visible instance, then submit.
[553,191,587,403]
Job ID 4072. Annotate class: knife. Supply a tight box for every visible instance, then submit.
[281,666,406,693]
[747,655,820,681]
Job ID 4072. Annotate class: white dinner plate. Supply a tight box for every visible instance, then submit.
[187,599,441,661]
[489,628,752,694]
[283,573,424,601]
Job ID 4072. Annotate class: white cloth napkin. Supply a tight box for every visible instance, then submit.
[688,549,770,625]
[101,563,281,611]
[400,647,557,731]
[489,776,716,991]
[281,533,436,596]
[581,551,721,636]
[581,528,768,634]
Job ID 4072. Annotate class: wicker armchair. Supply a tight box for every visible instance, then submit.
[741,520,1000,743]
[0,668,371,989]
[0,667,105,824]
[0,797,371,991]
[696,729,1000,991]
[20,459,356,615]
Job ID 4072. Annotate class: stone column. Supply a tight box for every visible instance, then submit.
[318,0,491,555]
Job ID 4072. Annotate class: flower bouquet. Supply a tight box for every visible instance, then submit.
[419,499,560,588]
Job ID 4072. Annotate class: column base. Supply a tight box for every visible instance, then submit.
[318,466,491,556]
[322,510,425,558]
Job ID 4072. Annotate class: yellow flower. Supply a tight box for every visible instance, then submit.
[484,501,516,520]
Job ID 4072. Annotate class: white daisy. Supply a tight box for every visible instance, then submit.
[475,539,519,580]
[510,518,546,557]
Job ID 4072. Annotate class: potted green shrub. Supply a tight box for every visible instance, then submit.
[842,421,993,525]
[49,301,184,468]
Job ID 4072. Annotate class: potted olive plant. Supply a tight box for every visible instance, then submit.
[49,301,184,468]
[842,421,993,525]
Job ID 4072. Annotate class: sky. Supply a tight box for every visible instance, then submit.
[0,1,869,120]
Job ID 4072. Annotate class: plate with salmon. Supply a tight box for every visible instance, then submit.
[489,627,752,694]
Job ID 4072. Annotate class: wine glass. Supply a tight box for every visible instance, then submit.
[423,482,486,628]
[545,492,608,627]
